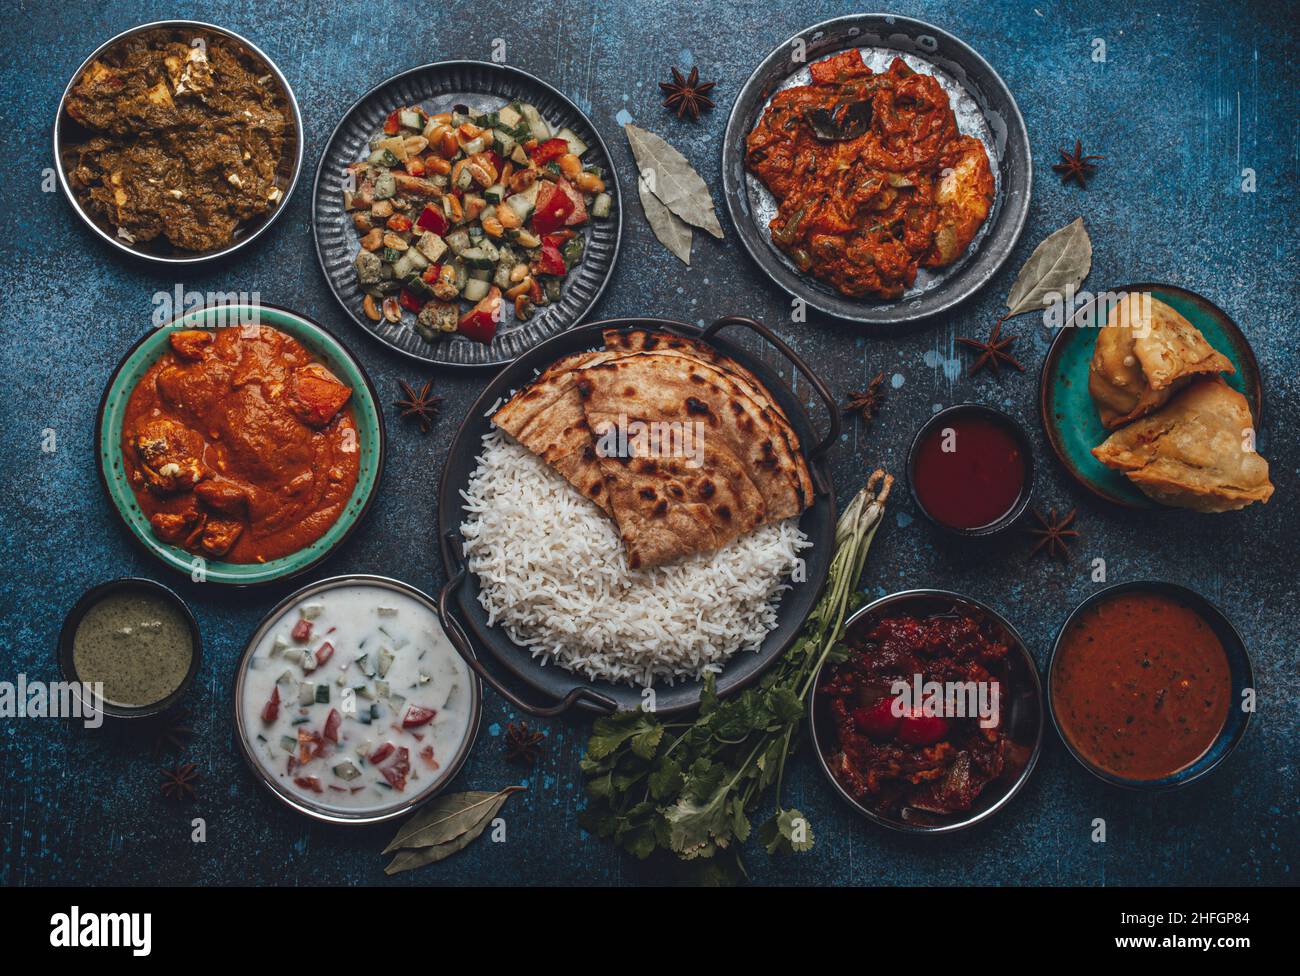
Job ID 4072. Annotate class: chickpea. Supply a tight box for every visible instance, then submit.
[574,171,605,194]
[558,153,583,178]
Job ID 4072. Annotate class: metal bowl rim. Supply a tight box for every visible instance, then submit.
[230,573,484,826]
[52,18,305,265]
[721,12,1033,326]
[1044,579,1254,792]
[807,587,1045,834]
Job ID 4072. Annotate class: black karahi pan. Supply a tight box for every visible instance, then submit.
[437,316,839,717]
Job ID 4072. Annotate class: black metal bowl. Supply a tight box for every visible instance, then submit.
[54,20,303,265]
[1046,580,1253,791]
[809,589,1044,833]
[58,577,203,720]
[313,60,623,368]
[437,315,840,716]
[906,403,1035,537]
[722,14,1032,326]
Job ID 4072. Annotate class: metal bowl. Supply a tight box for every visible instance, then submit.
[809,589,1044,833]
[722,13,1032,326]
[57,577,203,721]
[905,403,1035,537]
[54,20,304,264]
[1046,580,1253,791]
[437,315,840,717]
[232,575,483,826]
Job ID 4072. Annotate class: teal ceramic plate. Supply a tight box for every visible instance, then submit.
[1039,283,1262,509]
[97,305,385,585]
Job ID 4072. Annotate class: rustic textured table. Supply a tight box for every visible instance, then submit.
[2,0,1295,886]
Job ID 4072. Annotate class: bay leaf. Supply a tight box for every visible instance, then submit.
[624,123,724,239]
[638,171,692,265]
[1004,217,1092,318]
[382,785,525,855]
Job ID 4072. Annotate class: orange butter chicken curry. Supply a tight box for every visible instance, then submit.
[746,50,994,300]
[122,326,358,563]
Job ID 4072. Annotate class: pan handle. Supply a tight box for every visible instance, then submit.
[701,315,841,463]
[438,533,619,718]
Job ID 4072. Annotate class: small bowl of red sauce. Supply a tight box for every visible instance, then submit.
[907,404,1033,536]
[810,590,1044,833]
[1047,581,1253,790]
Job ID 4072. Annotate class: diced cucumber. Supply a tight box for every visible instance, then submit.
[462,135,488,156]
[315,685,331,704]
[416,232,447,263]
[520,102,551,141]
[463,278,490,302]
[460,246,495,270]
[280,735,297,753]
[591,192,613,218]
[455,166,474,190]
[514,228,541,249]
[398,108,422,130]
[493,261,513,288]
[333,761,362,782]
[484,184,505,204]
[556,127,588,156]
[492,131,516,159]
[377,647,394,678]
[444,229,472,254]
[468,268,491,282]
[497,103,523,129]
[298,683,315,706]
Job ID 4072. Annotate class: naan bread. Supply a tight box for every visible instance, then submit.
[1092,377,1273,512]
[491,350,620,514]
[1089,293,1235,429]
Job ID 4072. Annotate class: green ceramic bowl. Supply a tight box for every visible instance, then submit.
[1039,283,1262,509]
[97,304,385,585]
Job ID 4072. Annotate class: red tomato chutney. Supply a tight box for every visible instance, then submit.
[1051,592,1231,781]
[911,413,1025,529]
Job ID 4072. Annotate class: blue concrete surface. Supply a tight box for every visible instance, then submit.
[1,0,1296,885]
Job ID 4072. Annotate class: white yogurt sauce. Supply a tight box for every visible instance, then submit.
[240,584,473,813]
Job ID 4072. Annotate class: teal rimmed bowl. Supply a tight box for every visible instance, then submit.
[97,304,385,585]
[1039,283,1262,509]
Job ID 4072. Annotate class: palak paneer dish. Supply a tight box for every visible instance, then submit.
[122,326,359,563]
[64,27,287,252]
[745,50,994,300]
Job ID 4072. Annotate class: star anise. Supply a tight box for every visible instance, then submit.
[159,762,199,802]
[659,66,716,121]
[843,373,887,426]
[1028,507,1080,562]
[503,721,546,765]
[394,379,443,433]
[957,318,1025,377]
[1052,139,1103,188]
[149,714,193,756]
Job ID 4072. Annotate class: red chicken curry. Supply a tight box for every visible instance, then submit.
[122,326,359,563]
[745,51,994,300]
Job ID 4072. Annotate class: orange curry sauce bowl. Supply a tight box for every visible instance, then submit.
[96,304,385,585]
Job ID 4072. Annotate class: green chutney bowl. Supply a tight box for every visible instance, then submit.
[96,304,385,585]
[1038,283,1262,509]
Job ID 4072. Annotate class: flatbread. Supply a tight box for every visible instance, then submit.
[602,329,813,508]
[1092,377,1273,512]
[491,350,619,514]
[1089,293,1235,429]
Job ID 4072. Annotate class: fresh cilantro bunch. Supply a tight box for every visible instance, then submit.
[579,471,893,873]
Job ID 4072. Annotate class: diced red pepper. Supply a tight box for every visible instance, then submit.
[383,110,401,135]
[368,742,395,764]
[535,239,566,277]
[402,705,437,728]
[323,708,342,743]
[303,640,334,673]
[421,264,442,283]
[291,618,312,642]
[532,181,574,234]
[852,698,900,740]
[386,213,413,233]
[896,707,950,746]
[415,205,449,236]
[294,776,324,793]
[529,137,569,165]
[260,686,280,723]
[558,178,588,227]
[486,149,504,174]
[399,288,425,312]
[458,286,502,343]
[419,745,439,769]
[380,747,410,791]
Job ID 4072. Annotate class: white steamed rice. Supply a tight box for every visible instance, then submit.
[459,430,810,686]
